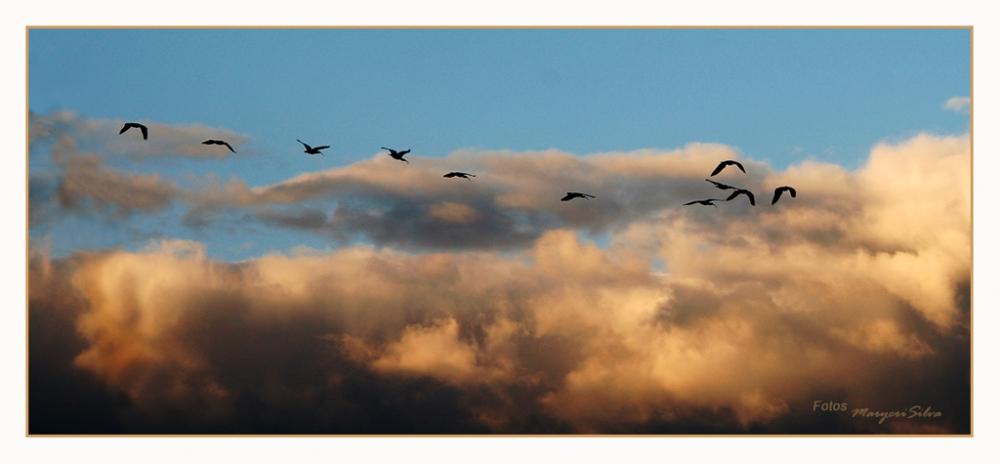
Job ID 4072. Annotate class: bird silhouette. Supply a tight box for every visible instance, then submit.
[118,122,148,140]
[444,172,476,180]
[382,147,410,164]
[561,192,596,201]
[710,160,746,177]
[297,139,330,156]
[203,139,236,153]
[705,179,738,190]
[684,198,725,208]
[726,188,756,205]
[771,186,797,205]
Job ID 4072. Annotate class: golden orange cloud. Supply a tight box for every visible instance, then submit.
[28,132,970,433]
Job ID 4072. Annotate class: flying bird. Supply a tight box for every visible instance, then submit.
[203,139,236,153]
[382,147,410,164]
[705,179,738,190]
[297,139,330,156]
[118,122,148,140]
[684,198,725,208]
[771,186,797,205]
[561,192,596,201]
[710,160,746,177]
[726,188,756,205]
[444,172,476,180]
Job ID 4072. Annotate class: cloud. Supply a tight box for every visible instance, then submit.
[28,112,257,228]
[28,132,970,434]
[29,112,259,227]
[185,144,761,251]
[942,96,970,113]
[55,153,177,217]
[429,202,479,224]
[256,207,329,230]
[29,110,251,160]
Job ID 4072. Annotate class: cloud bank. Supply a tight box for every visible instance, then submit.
[28,131,971,434]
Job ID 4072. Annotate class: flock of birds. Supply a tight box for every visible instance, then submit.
[119,121,797,207]
[684,159,797,207]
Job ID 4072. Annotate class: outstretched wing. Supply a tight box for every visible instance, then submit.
[297,139,311,150]
[560,193,575,201]
[314,145,330,151]
[706,179,735,190]
[119,122,148,139]
[771,189,783,205]
[727,189,755,205]
[683,200,700,205]
[444,172,457,177]
[711,160,746,176]
[710,162,727,176]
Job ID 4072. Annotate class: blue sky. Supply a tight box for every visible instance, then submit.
[30,28,969,170]
[28,28,970,260]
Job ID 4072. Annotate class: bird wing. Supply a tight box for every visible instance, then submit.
[710,163,726,176]
[726,190,754,205]
[315,145,330,151]
[771,189,783,205]
[444,172,456,177]
[400,149,411,156]
[706,179,734,189]
[683,200,700,205]
[119,124,130,134]
[139,125,148,140]
[223,142,235,153]
[734,161,746,173]
[772,186,797,204]
[297,139,310,149]
[561,193,574,201]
